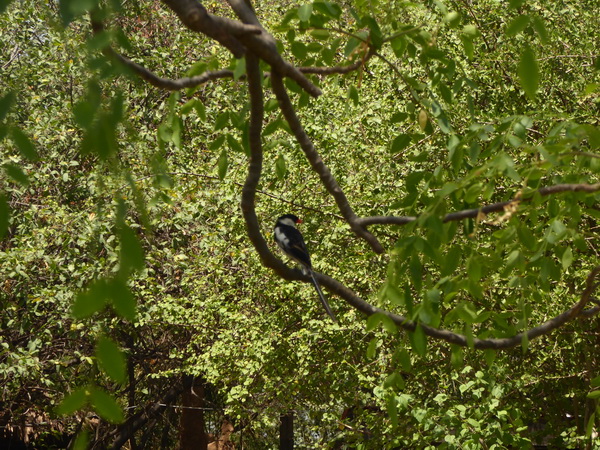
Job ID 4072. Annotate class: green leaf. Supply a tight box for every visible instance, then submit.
[386,283,404,306]
[291,41,308,60]
[72,431,90,450]
[59,0,99,26]
[561,247,573,270]
[518,46,539,101]
[119,225,145,274]
[409,324,427,356]
[531,15,549,44]
[444,11,461,28]
[193,100,206,121]
[587,391,600,400]
[11,127,39,161]
[217,149,228,180]
[0,193,9,240]
[180,99,197,115]
[210,134,226,151]
[3,163,29,186]
[224,135,242,155]
[106,278,137,321]
[72,279,108,319]
[391,134,411,154]
[297,4,312,22]
[586,412,596,438]
[56,386,89,416]
[348,85,359,106]
[310,29,330,40]
[390,35,407,58]
[506,15,530,36]
[366,337,378,359]
[366,312,383,332]
[96,336,127,384]
[313,1,341,18]
[214,112,230,131]
[383,372,405,390]
[0,91,15,121]
[233,56,246,80]
[89,386,124,423]
[364,16,383,49]
[395,348,412,372]
[386,395,399,427]
[275,154,287,180]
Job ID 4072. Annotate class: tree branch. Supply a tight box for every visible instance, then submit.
[162,0,321,97]
[221,0,322,97]
[270,71,385,254]
[317,266,600,350]
[239,52,288,274]
[160,0,260,58]
[357,182,600,227]
[109,384,183,449]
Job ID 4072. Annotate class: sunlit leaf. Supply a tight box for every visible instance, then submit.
[297,4,312,22]
[586,412,596,438]
[89,386,124,423]
[386,395,399,427]
[217,149,228,180]
[119,225,145,274]
[275,154,287,180]
[233,56,246,80]
[11,127,39,161]
[518,46,539,101]
[106,278,137,321]
[562,247,573,269]
[348,85,359,106]
[72,279,108,319]
[3,163,29,186]
[409,324,427,356]
[96,336,127,384]
[56,386,88,416]
[72,431,90,450]
[506,15,530,36]
[531,15,549,44]
[391,134,411,154]
[0,91,15,121]
[366,338,378,359]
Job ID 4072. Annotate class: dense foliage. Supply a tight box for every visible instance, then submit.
[1,0,599,448]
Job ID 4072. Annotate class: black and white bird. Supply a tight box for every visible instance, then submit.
[273,214,338,323]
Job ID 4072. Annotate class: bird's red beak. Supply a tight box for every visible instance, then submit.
[296,218,303,223]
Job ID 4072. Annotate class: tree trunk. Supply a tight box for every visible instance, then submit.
[179,375,208,450]
[279,413,293,450]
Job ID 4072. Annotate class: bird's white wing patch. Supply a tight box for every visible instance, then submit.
[274,227,289,248]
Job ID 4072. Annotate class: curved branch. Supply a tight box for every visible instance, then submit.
[270,71,385,254]
[298,49,375,76]
[357,182,600,227]
[317,266,600,350]
[240,51,285,273]
[111,51,234,90]
[161,0,260,58]
[221,0,322,97]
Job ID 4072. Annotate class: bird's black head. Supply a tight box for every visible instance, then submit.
[276,214,302,226]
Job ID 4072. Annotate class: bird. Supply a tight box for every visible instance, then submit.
[273,214,338,323]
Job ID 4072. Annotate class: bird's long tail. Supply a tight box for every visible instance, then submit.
[309,271,338,323]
